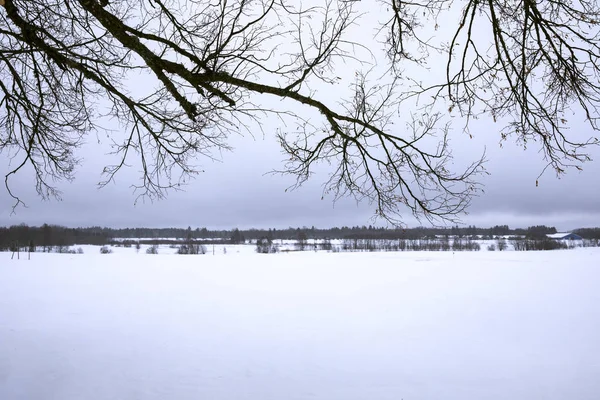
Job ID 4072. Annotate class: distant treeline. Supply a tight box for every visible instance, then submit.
[1,223,600,251]
[0,224,112,251]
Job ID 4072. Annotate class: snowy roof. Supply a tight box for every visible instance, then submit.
[547,233,577,239]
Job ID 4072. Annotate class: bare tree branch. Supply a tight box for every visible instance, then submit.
[1,0,596,225]
[387,0,600,175]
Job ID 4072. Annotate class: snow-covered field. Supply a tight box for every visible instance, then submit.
[1,248,599,400]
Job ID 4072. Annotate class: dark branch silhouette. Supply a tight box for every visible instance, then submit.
[1,0,597,224]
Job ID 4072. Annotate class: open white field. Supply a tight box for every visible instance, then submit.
[1,249,600,400]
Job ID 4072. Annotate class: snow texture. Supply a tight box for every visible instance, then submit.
[1,248,600,400]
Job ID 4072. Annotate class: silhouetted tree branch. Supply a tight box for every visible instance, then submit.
[389,0,600,174]
[1,0,597,224]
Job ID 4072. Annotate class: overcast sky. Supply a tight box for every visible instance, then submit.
[1,2,599,231]
[1,123,598,231]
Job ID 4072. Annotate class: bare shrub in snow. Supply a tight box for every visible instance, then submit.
[177,244,206,255]
[256,237,278,254]
[100,246,112,254]
[146,245,159,255]
[497,238,508,251]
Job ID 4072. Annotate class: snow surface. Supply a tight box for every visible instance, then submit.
[1,248,600,400]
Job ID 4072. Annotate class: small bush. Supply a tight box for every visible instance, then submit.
[146,245,159,254]
[487,244,496,251]
[77,247,84,254]
[496,238,508,251]
[256,237,278,253]
[583,239,600,247]
[53,245,70,253]
[452,239,480,251]
[177,243,207,255]
[100,246,113,254]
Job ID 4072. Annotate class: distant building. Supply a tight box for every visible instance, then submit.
[546,233,583,240]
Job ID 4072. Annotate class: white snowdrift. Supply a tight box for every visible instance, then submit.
[1,249,599,400]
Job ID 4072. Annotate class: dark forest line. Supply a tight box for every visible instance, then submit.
[1,223,600,251]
